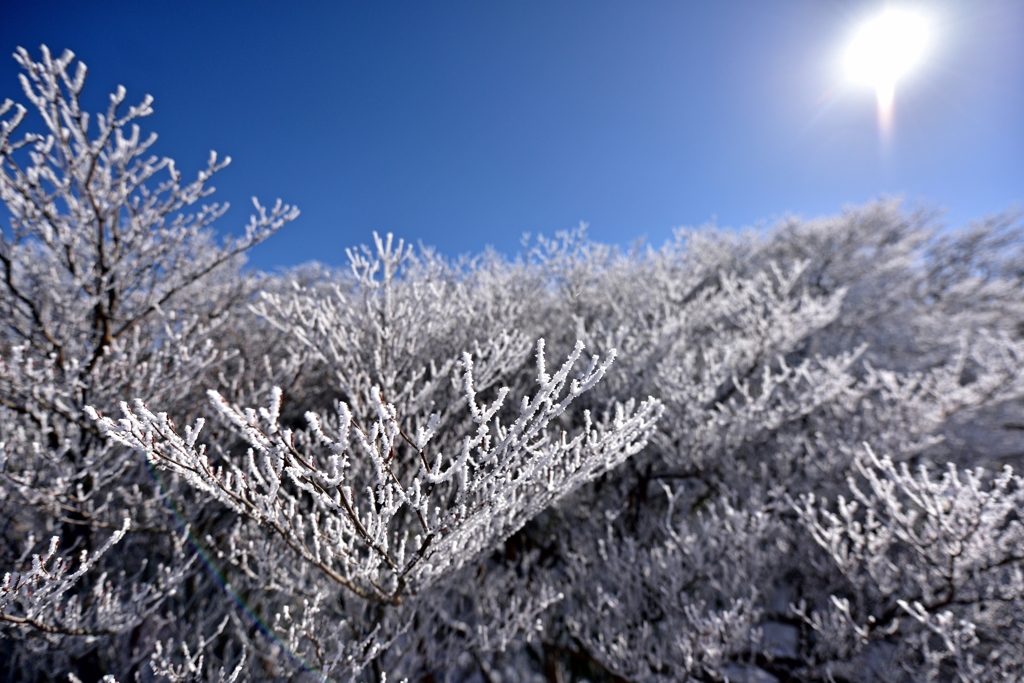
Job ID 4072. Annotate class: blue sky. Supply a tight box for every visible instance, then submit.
[1,0,1021,271]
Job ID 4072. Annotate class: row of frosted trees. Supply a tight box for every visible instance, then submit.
[2,47,1024,683]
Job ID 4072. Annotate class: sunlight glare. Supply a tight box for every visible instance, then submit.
[845,8,929,132]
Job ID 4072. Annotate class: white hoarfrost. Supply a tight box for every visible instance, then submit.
[2,46,1024,682]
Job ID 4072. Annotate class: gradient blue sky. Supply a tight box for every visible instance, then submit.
[1,0,1021,271]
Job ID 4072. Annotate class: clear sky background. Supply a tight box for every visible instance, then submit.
[1,0,1021,271]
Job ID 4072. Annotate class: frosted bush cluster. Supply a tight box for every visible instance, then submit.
[2,47,1024,682]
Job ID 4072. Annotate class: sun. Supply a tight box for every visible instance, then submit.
[845,8,929,127]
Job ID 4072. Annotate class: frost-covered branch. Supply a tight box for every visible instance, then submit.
[90,340,661,606]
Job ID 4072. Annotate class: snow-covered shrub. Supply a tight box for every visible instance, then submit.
[3,47,1024,682]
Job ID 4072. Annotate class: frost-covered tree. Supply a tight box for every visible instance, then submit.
[0,46,296,680]
[3,47,1024,683]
